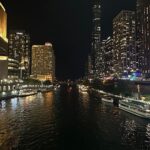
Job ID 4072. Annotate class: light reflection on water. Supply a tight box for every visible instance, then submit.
[0,89,149,149]
[120,120,136,147]
[11,98,18,110]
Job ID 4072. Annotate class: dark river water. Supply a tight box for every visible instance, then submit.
[0,85,150,150]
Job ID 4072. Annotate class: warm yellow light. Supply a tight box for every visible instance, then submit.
[32,45,39,47]
[0,2,7,42]
[0,33,8,42]
[0,56,8,60]
[36,75,52,81]
[0,3,5,12]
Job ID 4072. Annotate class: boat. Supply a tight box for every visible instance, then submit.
[101,96,113,103]
[119,98,150,119]
[18,89,37,97]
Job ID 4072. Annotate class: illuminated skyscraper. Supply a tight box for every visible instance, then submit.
[113,10,136,76]
[0,2,8,79]
[91,0,101,77]
[103,37,113,76]
[136,0,150,76]
[8,31,30,79]
[32,43,55,82]
[0,2,7,43]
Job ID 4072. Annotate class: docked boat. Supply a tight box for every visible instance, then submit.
[18,89,37,97]
[119,98,150,119]
[101,96,113,103]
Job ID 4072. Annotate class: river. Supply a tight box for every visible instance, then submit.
[0,85,150,150]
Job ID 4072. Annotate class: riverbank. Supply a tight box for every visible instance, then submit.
[0,87,53,101]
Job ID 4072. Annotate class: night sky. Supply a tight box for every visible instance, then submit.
[1,0,136,80]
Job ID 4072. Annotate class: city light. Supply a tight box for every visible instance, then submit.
[0,0,150,149]
[0,56,7,60]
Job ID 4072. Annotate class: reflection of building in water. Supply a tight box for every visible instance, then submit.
[80,92,89,110]
[145,123,150,148]
[44,92,54,107]
[0,101,19,149]
[120,120,136,146]
[11,98,18,110]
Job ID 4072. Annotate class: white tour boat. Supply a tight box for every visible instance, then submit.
[119,98,150,119]
[18,89,37,97]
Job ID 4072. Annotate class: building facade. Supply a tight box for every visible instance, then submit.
[103,37,113,76]
[91,0,101,78]
[0,2,7,43]
[0,2,8,79]
[113,10,136,76]
[136,0,150,76]
[32,43,55,82]
[8,31,30,79]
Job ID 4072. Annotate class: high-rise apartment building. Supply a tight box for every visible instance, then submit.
[113,10,136,76]
[8,31,30,79]
[103,37,113,76]
[136,0,150,76]
[32,43,55,82]
[96,39,105,77]
[91,0,101,77]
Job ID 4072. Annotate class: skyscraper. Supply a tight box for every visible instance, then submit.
[0,2,7,43]
[97,39,105,77]
[8,31,30,79]
[0,2,8,79]
[136,0,150,76]
[103,37,113,76]
[113,10,136,76]
[32,43,55,82]
[91,0,101,78]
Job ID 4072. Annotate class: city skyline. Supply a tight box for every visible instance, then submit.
[1,0,136,80]
[0,1,150,149]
